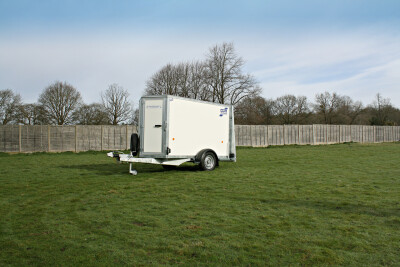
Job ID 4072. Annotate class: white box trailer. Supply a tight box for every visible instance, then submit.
[107,95,236,175]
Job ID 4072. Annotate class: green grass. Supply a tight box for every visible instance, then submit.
[1,143,400,266]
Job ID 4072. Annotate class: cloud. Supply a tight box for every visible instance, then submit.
[243,30,400,106]
[0,33,212,104]
[0,27,399,108]
[259,58,400,105]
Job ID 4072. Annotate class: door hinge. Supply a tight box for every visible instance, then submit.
[166,147,171,155]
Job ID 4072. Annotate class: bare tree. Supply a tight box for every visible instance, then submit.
[313,92,366,124]
[38,81,82,125]
[369,93,392,125]
[0,89,22,124]
[145,64,180,96]
[313,92,344,124]
[175,62,191,98]
[145,62,195,98]
[274,95,309,124]
[188,61,211,101]
[72,103,109,125]
[16,103,48,125]
[144,42,260,104]
[235,96,275,125]
[386,106,400,126]
[129,108,140,126]
[102,83,132,125]
[336,96,363,124]
[205,42,260,105]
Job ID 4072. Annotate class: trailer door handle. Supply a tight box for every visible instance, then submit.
[154,124,162,128]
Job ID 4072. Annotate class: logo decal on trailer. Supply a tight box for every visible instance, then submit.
[219,108,228,117]
[146,105,162,109]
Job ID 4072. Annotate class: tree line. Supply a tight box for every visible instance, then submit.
[1,42,399,126]
[0,82,134,126]
[234,92,400,126]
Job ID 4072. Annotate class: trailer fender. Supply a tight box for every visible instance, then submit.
[195,149,219,166]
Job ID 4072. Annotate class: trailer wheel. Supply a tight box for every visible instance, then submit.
[200,151,217,171]
[130,133,139,156]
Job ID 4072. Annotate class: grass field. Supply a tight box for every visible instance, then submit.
[1,143,399,266]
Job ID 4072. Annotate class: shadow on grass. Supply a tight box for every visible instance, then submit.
[62,162,201,175]
[259,198,400,218]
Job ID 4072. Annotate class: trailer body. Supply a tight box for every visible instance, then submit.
[140,95,236,160]
[108,95,236,174]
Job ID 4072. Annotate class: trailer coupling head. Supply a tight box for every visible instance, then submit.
[106,151,124,161]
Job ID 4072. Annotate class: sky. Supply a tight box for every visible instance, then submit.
[1,0,400,107]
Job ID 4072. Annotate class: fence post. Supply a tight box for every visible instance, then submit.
[373,126,376,143]
[249,126,252,147]
[283,125,285,145]
[383,126,386,143]
[75,125,77,152]
[312,124,315,145]
[19,125,22,152]
[126,124,129,150]
[60,125,63,152]
[48,125,51,152]
[349,125,352,142]
[113,126,116,149]
[361,126,364,143]
[237,125,240,146]
[325,125,328,144]
[297,125,300,144]
[101,125,103,151]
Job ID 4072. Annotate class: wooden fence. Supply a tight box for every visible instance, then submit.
[0,125,137,153]
[0,124,399,153]
[235,125,400,147]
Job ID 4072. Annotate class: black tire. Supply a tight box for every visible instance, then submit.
[130,133,139,156]
[199,151,217,171]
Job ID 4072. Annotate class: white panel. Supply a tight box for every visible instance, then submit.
[167,98,230,157]
[143,99,163,153]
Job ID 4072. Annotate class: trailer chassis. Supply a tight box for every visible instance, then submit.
[107,151,191,175]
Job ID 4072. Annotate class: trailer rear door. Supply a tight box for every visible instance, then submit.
[142,98,164,154]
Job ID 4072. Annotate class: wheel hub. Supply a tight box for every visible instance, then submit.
[204,155,215,169]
